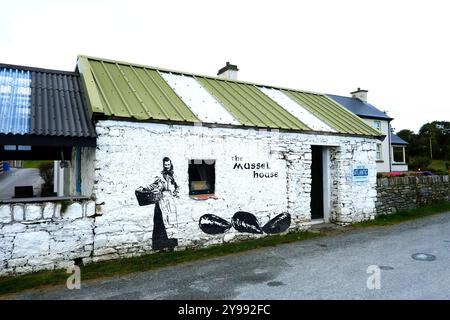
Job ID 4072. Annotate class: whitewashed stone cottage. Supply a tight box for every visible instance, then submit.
[0,56,382,274]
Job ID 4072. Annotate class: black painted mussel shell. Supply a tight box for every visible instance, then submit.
[262,212,291,234]
[231,211,263,234]
[199,214,232,234]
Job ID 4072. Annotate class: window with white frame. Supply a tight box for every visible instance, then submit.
[392,146,405,163]
[373,120,381,132]
[376,144,383,161]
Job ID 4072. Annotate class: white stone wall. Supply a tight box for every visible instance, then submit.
[0,201,95,276]
[89,120,378,262]
[81,147,96,197]
[0,121,378,275]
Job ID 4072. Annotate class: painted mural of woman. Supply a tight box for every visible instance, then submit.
[136,157,179,251]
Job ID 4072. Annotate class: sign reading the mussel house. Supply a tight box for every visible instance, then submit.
[232,155,279,178]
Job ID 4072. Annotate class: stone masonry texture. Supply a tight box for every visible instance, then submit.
[376,175,450,215]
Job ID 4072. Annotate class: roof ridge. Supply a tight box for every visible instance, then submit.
[77,54,325,96]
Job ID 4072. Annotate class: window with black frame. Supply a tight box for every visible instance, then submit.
[188,160,215,195]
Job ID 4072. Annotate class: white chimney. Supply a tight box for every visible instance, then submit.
[217,62,239,80]
[350,88,368,103]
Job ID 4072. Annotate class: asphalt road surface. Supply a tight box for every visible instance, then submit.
[0,168,43,199]
[5,212,450,300]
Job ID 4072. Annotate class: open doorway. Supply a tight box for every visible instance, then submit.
[311,146,324,220]
[310,145,331,223]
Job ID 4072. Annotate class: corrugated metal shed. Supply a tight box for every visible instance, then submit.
[78,55,381,137]
[0,63,95,145]
[284,90,379,136]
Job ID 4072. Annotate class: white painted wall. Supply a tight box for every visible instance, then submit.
[0,121,378,274]
[362,118,391,172]
[90,120,378,262]
[0,200,96,276]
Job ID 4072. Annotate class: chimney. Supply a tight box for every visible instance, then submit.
[217,62,239,80]
[350,87,368,103]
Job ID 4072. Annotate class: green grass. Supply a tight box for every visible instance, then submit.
[428,160,450,173]
[23,160,53,169]
[1,201,450,297]
[353,201,450,228]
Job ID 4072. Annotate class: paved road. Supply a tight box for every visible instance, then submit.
[0,168,43,199]
[5,212,450,300]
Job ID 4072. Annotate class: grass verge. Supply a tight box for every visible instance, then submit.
[353,201,450,228]
[1,201,450,297]
[0,231,320,296]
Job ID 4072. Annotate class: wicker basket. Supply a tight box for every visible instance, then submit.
[135,186,162,206]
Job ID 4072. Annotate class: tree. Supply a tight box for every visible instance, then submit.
[395,121,450,164]
[396,129,414,143]
[418,121,450,160]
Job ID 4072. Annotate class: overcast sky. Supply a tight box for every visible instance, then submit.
[0,0,448,133]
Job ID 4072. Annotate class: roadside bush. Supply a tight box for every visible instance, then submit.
[409,157,431,171]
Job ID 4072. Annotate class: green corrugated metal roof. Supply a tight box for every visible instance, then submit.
[77,55,381,137]
[77,56,199,122]
[283,90,380,136]
[196,77,310,130]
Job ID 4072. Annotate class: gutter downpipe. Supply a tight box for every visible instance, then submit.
[388,121,392,172]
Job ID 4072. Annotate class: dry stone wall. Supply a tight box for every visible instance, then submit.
[376,175,450,214]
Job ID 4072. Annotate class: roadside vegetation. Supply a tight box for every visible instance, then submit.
[397,120,450,175]
[1,201,450,297]
[428,160,450,174]
[23,160,53,169]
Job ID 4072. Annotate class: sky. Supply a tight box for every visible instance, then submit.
[0,0,448,133]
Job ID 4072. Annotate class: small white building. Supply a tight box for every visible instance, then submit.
[328,89,408,172]
[75,56,382,256]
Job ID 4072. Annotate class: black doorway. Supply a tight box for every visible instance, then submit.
[311,145,324,219]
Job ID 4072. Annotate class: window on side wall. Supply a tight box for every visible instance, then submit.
[376,144,383,161]
[373,120,381,132]
[188,160,215,198]
[393,146,405,163]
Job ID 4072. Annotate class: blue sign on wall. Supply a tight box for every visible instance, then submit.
[352,164,369,182]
